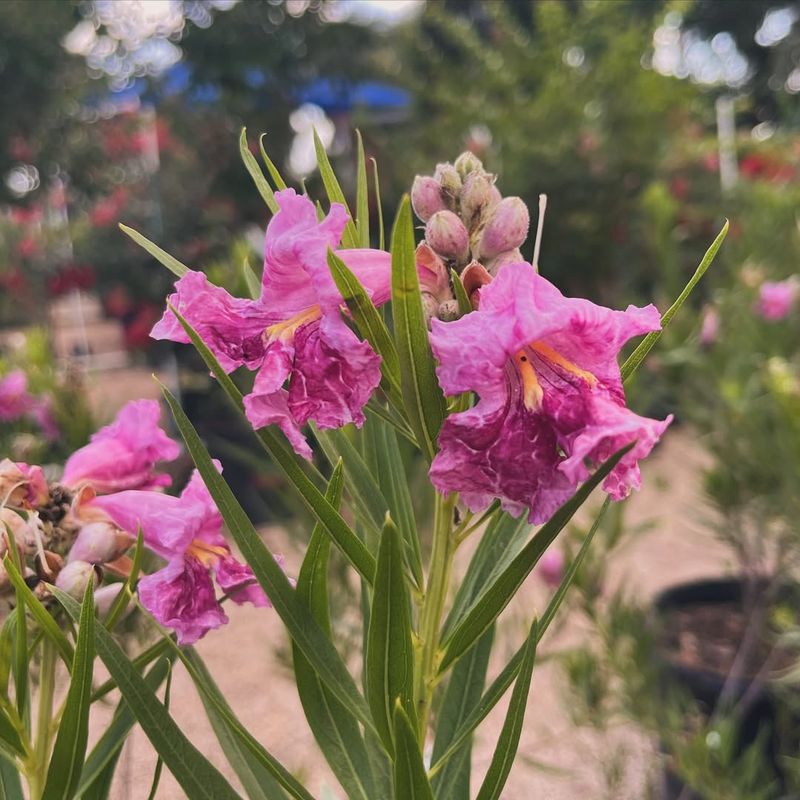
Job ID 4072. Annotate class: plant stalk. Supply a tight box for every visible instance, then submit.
[416,490,457,741]
[28,637,57,800]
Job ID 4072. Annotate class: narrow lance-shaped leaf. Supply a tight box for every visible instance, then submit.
[3,556,73,668]
[450,269,472,317]
[293,463,377,800]
[621,220,728,382]
[52,588,240,800]
[239,127,279,213]
[259,134,288,190]
[392,701,434,800]
[371,157,385,251]
[327,249,402,402]
[474,621,538,800]
[118,224,189,278]
[439,443,632,673]
[161,385,378,737]
[166,304,376,584]
[144,664,172,800]
[42,581,95,800]
[355,130,370,248]
[429,498,611,776]
[366,516,416,753]
[312,128,359,248]
[0,754,23,800]
[242,257,261,300]
[391,196,447,462]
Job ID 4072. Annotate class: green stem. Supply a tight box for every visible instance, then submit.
[28,637,57,800]
[416,491,457,741]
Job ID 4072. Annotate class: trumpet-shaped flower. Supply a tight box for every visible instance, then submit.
[62,400,180,493]
[151,189,391,458]
[429,261,671,523]
[93,467,271,644]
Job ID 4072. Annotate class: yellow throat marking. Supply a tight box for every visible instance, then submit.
[514,352,544,410]
[266,305,322,343]
[529,342,598,387]
[188,539,229,567]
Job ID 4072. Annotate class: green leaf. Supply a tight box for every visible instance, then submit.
[0,710,23,759]
[91,639,171,703]
[371,158,385,251]
[239,128,279,213]
[259,134,288,190]
[242,257,261,300]
[621,220,728,382]
[474,621,538,800]
[392,701,434,800]
[391,196,447,462]
[326,249,402,401]
[103,529,143,631]
[182,653,286,800]
[42,581,95,800]
[450,269,472,317]
[312,129,359,248]
[161,386,378,738]
[363,412,424,590]
[118,224,189,278]
[294,464,377,800]
[355,130,370,248]
[441,513,529,640]
[430,627,494,800]
[366,516,416,752]
[429,498,611,777]
[3,556,73,669]
[77,658,173,799]
[52,589,240,800]
[439,444,632,673]
[0,610,15,697]
[0,756,23,800]
[166,304,376,583]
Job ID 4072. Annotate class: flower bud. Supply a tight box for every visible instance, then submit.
[454,151,483,179]
[485,248,525,277]
[461,261,493,309]
[55,560,100,600]
[416,243,451,301]
[94,584,128,617]
[436,300,460,321]
[0,459,29,508]
[479,197,530,259]
[537,549,565,588]
[69,521,132,565]
[460,174,495,228]
[411,176,446,223]
[421,293,440,326]
[425,211,469,264]
[433,162,462,201]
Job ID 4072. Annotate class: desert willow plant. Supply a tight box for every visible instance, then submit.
[0,129,727,800]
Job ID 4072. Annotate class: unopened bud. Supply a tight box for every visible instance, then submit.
[479,197,530,259]
[460,174,495,228]
[416,243,451,300]
[94,584,128,617]
[69,522,132,565]
[55,560,100,600]
[454,151,483,179]
[411,176,446,222]
[433,162,461,201]
[461,261,493,309]
[425,211,469,264]
[436,300,460,321]
[537,549,565,588]
[485,248,525,276]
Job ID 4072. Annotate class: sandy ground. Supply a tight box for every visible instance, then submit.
[86,426,729,800]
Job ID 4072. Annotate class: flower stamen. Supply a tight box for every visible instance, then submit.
[187,539,229,567]
[514,351,544,410]
[529,342,598,387]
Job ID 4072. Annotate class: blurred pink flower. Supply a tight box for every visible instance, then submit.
[62,399,179,493]
[152,189,391,458]
[429,262,671,523]
[537,548,565,588]
[700,305,719,346]
[0,370,33,421]
[756,278,797,321]
[93,467,272,645]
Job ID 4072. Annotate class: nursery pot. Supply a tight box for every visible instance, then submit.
[652,577,800,800]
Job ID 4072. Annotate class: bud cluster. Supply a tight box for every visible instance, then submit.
[0,459,129,612]
[410,152,530,322]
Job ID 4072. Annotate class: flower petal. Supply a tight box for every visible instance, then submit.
[215,556,270,607]
[139,557,227,645]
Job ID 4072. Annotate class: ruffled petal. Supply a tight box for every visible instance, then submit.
[139,557,227,645]
[215,556,270,607]
[62,400,180,493]
[288,314,382,430]
[151,270,272,372]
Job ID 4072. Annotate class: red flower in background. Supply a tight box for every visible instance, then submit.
[89,187,129,227]
[47,264,96,297]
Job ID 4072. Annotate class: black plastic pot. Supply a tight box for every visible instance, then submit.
[653,577,799,800]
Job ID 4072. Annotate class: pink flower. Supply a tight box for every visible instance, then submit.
[151,189,391,458]
[429,262,672,523]
[755,278,797,321]
[0,371,34,422]
[537,548,565,587]
[700,305,719,346]
[62,400,180,494]
[0,459,48,508]
[93,468,271,644]
[30,397,59,441]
